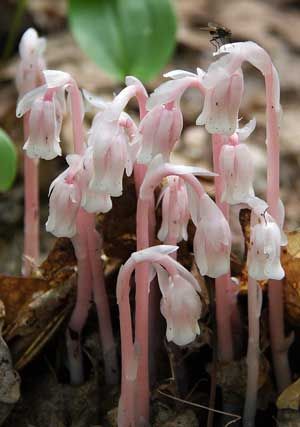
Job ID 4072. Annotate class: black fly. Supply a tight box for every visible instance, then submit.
[200,22,232,50]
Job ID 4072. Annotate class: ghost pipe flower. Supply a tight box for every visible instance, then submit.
[214,41,291,390]
[147,67,238,361]
[116,245,201,427]
[244,206,285,427]
[16,28,46,98]
[41,69,118,385]
[87,110,139,198]
[157,176,190,245]
[136,102,183,165]
[18,87,64,160]
[134,155,220,423]
[83,77,148,193]
[219,120,256,204]
[46,155,82,237]
[16,28,46,276]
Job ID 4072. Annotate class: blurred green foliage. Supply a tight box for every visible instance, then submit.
[68,0,177,82]
[0,128,17,192]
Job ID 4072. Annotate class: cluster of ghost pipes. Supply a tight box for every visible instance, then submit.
[16,28,289,427]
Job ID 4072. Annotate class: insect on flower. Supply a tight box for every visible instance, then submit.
[200,22,232,50]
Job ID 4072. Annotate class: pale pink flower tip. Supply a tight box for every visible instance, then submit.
[156,266,201,346]
[16,28,46,96]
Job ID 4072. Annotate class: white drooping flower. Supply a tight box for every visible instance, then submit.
[247,211,285,281]
[155,265,201,346]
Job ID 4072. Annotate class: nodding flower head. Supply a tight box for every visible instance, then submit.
[88,107,139,198]
[155,265,201,346]
[219,124,255,204]
[216,42,281,113]
[23,94,63,160]
[16,70,77,160]
[247,211,285,281]
[136,103,183,165]
[192,193,231,278]
[79,147,112,214]
[46,155,82,238]
[16,28,46,96]
[196,63,244,136]
[157,176,190,243]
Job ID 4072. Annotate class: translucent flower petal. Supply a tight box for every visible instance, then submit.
[16,85,48,117]
[43,70,70,88]
[131,245,178,263]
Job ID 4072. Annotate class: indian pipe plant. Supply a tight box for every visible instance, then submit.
[12,18,290,427]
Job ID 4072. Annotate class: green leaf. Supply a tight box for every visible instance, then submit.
[68,0,177,82]
[0,128,17,192]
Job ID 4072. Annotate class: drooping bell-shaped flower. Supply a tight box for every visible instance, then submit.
[83,85,141,198]
[196,63,244,136]
[79,147,112,213]
[220,142,254,204]
[155,265,201,346]
[157,176,190,243]
[136,103,183,164]
[247,211,285,281]
[46,155,82,237]
[88,110,139,197]
[16,28,46,96]
[192,193,231,278]
[23,95,63,160]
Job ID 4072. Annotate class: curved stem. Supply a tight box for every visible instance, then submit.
[265,69,291,391]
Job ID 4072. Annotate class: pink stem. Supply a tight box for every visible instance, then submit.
[117,253,178,426]
[22,112,39,276]
[134,170,207,424]
[69,82,85,155]
[133,86,157,423]
[165,182,178,259]
[212,134,234,362]
[86,216,118,385]
[68,209,93,384]
[134,198,151,425]
[244,277,261,427]
[265,68,291,391]
[67,80,116,386]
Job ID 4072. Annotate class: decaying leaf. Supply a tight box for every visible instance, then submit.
[277,377,300,410]
[0,238,77,370]
[0,300,20,404]
[281,230,300,326]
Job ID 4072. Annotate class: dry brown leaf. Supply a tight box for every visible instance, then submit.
[0,238,76,369]
[282,230,300,326]
[277,377,300,410]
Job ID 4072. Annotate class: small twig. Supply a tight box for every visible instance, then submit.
[184,378,208,401]
[157,389,241,427]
